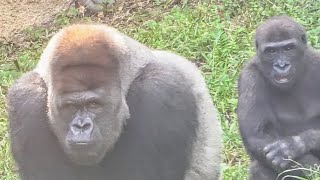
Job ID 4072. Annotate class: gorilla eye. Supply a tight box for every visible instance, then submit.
[264,47,276,54]
[284,44,295,51]
[87,102,100,109]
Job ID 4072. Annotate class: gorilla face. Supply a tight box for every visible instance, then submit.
[255,19,308,89]
[257,37,306,88]
[48,85,126,166]
[42,34,131,166]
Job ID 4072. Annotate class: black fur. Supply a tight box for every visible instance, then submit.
[7,61,198,180]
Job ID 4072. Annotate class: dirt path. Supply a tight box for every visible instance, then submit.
[0,0,67,42]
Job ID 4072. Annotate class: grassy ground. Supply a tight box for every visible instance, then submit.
[1,0,320,179]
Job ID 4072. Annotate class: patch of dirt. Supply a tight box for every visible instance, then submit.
[0,0,67,42]
[1,0,201,42]
[0,0,201,55]
[100,0,183,28]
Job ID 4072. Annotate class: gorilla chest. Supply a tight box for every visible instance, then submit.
[270,93,320,134]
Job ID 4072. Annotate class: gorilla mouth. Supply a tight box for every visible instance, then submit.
[67,147,105,166]
[64,140,106,165]
[275,77,289,84]
[274,73,290,84]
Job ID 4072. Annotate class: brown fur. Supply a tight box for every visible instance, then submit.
[50,25,119,94]
[55,25,107,55]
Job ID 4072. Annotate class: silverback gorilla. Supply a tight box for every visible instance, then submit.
[6,24,222,180]
[237,16,320,179]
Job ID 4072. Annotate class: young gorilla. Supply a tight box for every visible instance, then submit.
[6,24,222,180]
[237,16,320,179]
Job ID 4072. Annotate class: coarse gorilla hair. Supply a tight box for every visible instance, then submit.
[238,15,320,180]
[7,24,222,180]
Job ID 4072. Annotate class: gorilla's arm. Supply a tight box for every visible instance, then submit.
[298,129,320,152]
[263,135,320,170]
[238,63,320,172]
[6,71,76,180]
[264,129,320,161]
[237,63,281,170]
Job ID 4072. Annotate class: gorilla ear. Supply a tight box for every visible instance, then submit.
[301,34,307,44]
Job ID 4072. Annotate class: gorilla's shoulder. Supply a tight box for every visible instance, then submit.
[237,57,264,90]
[131,60,193,94]
[239,58,258,77]
[6,71,48,138]
[134,51,198,90]
[307,48,320,63]
[7,71,47,107]
[241,57,260,72]
[127,55,198,111]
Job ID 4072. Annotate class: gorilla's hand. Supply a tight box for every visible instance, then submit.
[263,136,307,169]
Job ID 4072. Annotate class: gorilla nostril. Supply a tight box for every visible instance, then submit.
[82,117,93,131]
[72,123,82,130]
[82,123,90,130]
[82,124,93,135]
[73,122,89,129]
[274,64,290,72]
[71,119,93,132]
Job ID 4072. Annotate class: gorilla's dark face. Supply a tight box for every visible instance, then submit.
[255,17,308,89]
[257,36,306,87]
[49,85,125,166]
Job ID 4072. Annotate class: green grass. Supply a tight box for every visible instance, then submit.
[1,0,320,179]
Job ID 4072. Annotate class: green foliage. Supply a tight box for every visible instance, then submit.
[1,0,320,179]
[0,77,17,180]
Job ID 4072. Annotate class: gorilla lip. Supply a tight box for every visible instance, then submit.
[73,142,89,145]
[274,71,290,84]
[275,77,289,84]
[68,140,94,147]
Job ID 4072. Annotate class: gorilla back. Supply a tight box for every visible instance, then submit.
[6,24,222,180]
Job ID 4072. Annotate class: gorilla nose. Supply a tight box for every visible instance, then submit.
[274,63,291,73]
[71,117,93,135]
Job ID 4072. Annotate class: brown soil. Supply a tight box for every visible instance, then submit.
[0,0,67,42]
[0,0,199,44]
